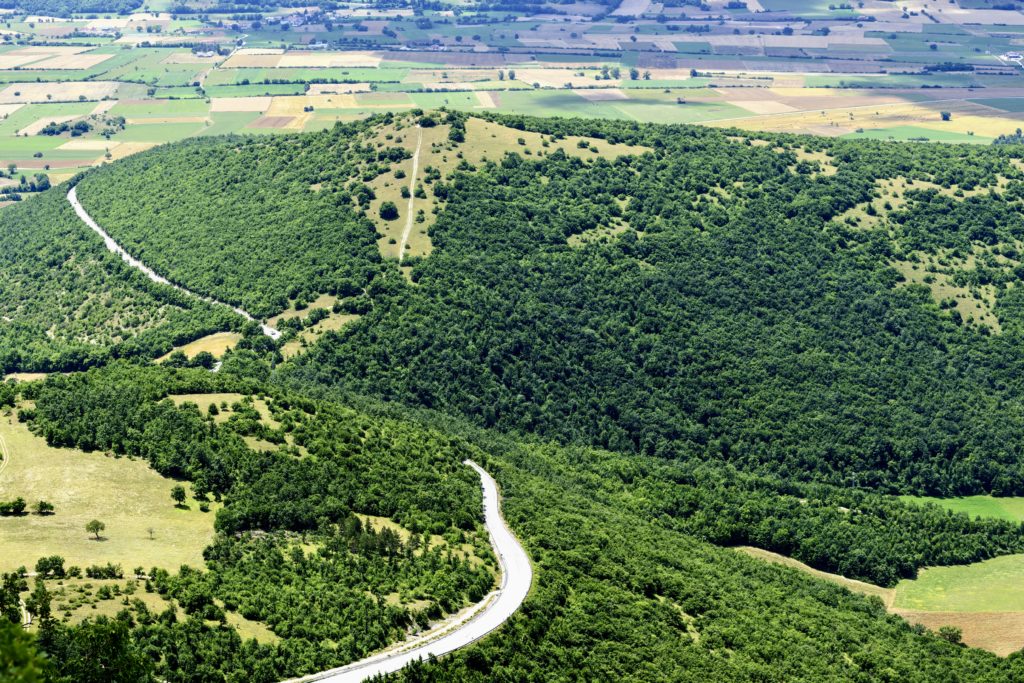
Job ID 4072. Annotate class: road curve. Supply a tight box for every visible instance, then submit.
[66,185,280,339]
[285,459,532,683]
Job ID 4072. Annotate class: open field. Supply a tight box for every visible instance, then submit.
[155,331,242,361]
[740,545,1024,655]
[0,80,1022,191]
[901,495,1024,522]
[893,555,1024,613]
[0,410,215,574]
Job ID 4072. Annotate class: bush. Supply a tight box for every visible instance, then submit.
[379,201,399,221]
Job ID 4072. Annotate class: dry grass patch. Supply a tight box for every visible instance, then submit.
[362,114,650,261]
[0,81,116,104]
[155,331,242,362]
[3,373,47,383]
[280,313,360,359]
[0,412,216,574]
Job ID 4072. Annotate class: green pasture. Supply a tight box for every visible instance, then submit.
[841,126,992,144]
[893,554,1024,612]
[900,495,1024,522]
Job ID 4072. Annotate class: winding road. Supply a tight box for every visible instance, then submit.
[66,186,280,339]
[286,459,532,683]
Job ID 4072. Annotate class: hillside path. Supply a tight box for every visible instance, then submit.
[67,186,280,338]
[397,125,422,263]
[285,459,532,683]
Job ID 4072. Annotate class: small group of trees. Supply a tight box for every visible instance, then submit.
[0,499,50,516]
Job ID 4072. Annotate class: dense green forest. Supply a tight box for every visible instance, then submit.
[0,0,142,17]
[9,368,1024,681]
[11,112,1024,680]
[75,122,391,319]
[283,112,1024,496]
[0,191,236,375]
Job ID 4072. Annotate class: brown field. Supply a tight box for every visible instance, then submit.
[222,50,380,68]
[475,91,497,109]
[125,116,207,125]
[29,52,112,70]
[892,610,1024,657]
[250,115,295,129]
[513,68,618,89]
[577,88,629,101]
[308,82,371,95]
[106,142,156,161]
[58,139,115,151]
[210,96,271,112]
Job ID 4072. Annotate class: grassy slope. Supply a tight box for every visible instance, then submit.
[0,411,215,573]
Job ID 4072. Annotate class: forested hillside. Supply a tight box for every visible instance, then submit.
[0,191,236,375]
[9,364,494,681]
[11,111,1024,681]
[75,122,388,319]
[285,112,1024,496]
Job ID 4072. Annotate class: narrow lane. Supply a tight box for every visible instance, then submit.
[67,185,280,338]
[286,459,532,683]
[397,125,422,263]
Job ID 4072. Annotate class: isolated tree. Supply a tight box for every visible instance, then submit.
[146,527,155,541]
[33,501,53,515]
[379,201,399,221]
[171,485,187,507]
[941,111,952,121]
[86,519,105,540]
[629,67,639,80]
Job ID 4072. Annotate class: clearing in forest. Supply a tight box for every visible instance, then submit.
[156,331,242,361]
[739,545,1024,656]
[0,411,215,573]
[362,112,652,262]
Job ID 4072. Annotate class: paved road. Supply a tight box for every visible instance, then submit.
[67,185,280,339]
[286,459,532,683]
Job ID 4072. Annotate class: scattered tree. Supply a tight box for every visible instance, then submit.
[85,519,105,540]
[171,485,187,507]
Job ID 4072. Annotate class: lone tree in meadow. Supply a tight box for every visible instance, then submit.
[85,519,105,540]
[379,201,399,221]
[171,485,187,508]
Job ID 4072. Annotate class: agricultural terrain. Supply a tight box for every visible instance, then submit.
[1,0,1024,200]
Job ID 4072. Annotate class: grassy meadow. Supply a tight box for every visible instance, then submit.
[0,409,216,573]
